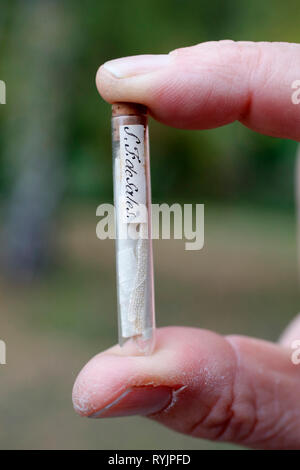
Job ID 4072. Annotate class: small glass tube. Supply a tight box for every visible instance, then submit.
[111,102,155,355]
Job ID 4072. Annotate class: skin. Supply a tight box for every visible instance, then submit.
[72,41,300,449]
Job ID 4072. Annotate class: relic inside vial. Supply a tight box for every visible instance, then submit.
[111,102,155,355]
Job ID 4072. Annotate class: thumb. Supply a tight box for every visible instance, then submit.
[73,327,300,449]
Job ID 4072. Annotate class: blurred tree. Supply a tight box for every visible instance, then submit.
[2,0,74,279]
[0,0,299,281]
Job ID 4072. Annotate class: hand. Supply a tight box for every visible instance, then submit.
[73,41,300,450]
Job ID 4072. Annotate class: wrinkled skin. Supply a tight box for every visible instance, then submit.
[73,41,300,449]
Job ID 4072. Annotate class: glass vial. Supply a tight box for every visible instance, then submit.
[111,102,155,355]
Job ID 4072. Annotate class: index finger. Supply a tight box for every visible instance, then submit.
[96,40,300,141]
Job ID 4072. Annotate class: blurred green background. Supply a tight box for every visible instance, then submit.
[0,0,299,450]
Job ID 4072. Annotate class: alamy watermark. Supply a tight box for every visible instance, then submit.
[0,80,6,105]
[291,339,300,365]
[0,84,6,361]
[96,203,204,251]
[0,340,6,365]
[291,80,300,105]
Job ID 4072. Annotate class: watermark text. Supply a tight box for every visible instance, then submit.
[291,339,300,365]
[291,80,300,105]
[0,340,6,365]
[0,80,6,104]
[96,203,204,251]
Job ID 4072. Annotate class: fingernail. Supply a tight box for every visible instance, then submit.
[89,386,172,418]
[102,54,171,78]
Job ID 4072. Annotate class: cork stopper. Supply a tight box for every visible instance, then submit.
[112,102,147,117]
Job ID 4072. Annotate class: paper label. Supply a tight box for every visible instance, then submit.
[120,124,146,223]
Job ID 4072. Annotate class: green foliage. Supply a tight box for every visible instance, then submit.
[0,0,299,206]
